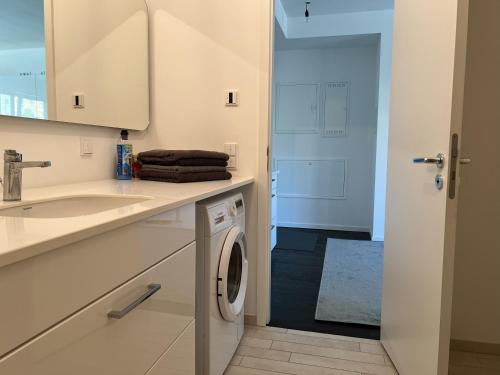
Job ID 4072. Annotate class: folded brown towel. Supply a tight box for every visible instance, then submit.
[138,150,229,166]
[139,171,232,183]
[140,164,227,174]
[141,158,228,167]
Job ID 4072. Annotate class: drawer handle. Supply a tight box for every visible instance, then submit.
[272,179,276,182]
[272,194,276,198]
[108,284,161,319]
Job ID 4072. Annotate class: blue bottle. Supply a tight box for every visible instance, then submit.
[116,130,133,180]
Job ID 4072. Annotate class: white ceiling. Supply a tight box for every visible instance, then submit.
[280,0,394,17]
[275,24,380,50]
[0,0,45,50]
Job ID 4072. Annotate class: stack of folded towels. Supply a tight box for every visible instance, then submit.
[137,150,232,183]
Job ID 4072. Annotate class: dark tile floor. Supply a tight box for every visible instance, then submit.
[269,227,381,340]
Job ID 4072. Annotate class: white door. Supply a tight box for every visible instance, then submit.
[381,1,470,375]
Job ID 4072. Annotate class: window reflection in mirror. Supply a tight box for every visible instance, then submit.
[0,1,48,120]
[0,0,149,130]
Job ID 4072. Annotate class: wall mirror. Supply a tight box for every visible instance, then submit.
[0,0,149,130]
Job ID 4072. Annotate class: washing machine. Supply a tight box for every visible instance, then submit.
[196,193,248,375]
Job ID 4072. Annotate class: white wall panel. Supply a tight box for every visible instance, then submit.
[273,46,378,233]
[276,159,346,199]
[324,82,349,137]
[275,83,320,133]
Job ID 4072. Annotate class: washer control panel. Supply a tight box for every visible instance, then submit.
[207,203,231,234]
[205,193,245,234]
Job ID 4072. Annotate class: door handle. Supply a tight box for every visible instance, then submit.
[108,284,161,319]
[413,153,445,169]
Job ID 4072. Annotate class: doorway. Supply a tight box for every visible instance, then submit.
[268,1,394,340]
[256,0,492,374]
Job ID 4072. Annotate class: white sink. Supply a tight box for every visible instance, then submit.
[0,195,154,219]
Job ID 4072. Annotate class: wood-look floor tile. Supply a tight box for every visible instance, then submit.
[241,337,273,349]
[272,341,385,365]
[224,365,284,375]
[248,325,288,333]
[448,364,500,375]
[245,328,360,352]
[231,355,244,366]
[237,345,292,362]
[360,343,386,355]
[290,353,397,375]
[477,355,500,370]
[240,357,360,375]
[449,351,483,368]
[286,329,380,345]
[383,354,394,367]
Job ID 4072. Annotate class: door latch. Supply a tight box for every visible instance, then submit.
[448,133,471,199]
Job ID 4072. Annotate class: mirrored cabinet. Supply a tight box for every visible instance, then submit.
[0,0,149,130]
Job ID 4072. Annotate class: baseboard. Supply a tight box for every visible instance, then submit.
[277,221,370,233]
[244,314,257,326]
[371,235,385,242]
[451,339,500,355]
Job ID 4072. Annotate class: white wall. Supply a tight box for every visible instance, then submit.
[138,0,264,316]
[451,0,500,345]
[0,0,268,318]
[0,118,119,187]
[277,9,393,240]
[273,46,379,232]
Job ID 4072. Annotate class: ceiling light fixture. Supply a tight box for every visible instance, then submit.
[305,2,311,22]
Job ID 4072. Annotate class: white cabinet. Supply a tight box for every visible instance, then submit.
[0,242,195,375]
[0,204,196,375]
[271,171,279,250]
[0,203,195,358]
[146,321,195,375]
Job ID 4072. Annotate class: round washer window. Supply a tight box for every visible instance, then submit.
[227,242,243,304]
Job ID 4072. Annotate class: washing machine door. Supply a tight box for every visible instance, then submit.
[217,225,248,322]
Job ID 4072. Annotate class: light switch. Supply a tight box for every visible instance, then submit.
[225,90,239,106]
[80,137,93,156]
[73,93,85,109]
[224,143,237,156]
[228,156,238,170]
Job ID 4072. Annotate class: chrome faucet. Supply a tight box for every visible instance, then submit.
[1,150,51,201]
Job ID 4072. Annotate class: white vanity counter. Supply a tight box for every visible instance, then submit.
[0,176,254,268]
[0,175,253,373]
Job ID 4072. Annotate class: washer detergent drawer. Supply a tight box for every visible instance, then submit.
[0,203,195,358]
[0,242,195,375]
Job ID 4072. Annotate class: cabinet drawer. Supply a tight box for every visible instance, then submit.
[0,242,195,375]
[0,203,195,357]
[146,321,195,375]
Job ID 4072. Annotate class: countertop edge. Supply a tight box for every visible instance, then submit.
[0,177,254,269]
